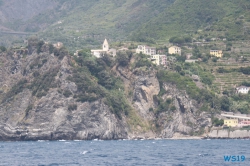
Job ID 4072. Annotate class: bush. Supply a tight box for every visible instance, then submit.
[212,57,218,62]
[213,118,224,126]
[37,40,45,54]
[54,46,68,60]
[116,51,129,66]
[63,89,72,97]
[0,46,7,52]
[28,67,59,98]
[2,79,28,103]
[68,104,77,111]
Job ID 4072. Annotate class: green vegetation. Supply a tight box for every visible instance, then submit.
[63,89,72,98]
[169,36,192,45]
[0,0,249,52]
[217,66,250,75]
[153,96,175,115]
[68,52,131,119]
[0,46,6,52]
[28,67,59,98]
[2,79,28,103]
[133,0,250,42]
[68,104,77,111]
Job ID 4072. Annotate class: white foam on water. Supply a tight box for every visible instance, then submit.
[81,151,88,155]
[37,140,47,142]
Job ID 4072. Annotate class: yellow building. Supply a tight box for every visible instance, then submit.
[224,119,238,127]
[210,50,223,58]
[168,46,181,55]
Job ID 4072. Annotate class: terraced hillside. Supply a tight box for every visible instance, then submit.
[0,0,250,51]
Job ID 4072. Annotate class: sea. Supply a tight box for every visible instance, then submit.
[0,139,249,166]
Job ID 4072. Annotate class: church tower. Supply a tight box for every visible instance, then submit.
[102,38,109,51]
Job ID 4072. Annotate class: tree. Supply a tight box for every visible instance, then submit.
[221,96,230,111]
[0,46,6,52]
[116,51,129,66]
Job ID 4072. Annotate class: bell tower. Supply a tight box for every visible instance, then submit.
[102,38,109,51]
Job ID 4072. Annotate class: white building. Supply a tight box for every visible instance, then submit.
[236,86,250,94]
[136,45,156,56]
[150,54,167,66]
[91,39,116,58]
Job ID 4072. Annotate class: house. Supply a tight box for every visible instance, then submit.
[236,86,250,94]
[221,112,250,128]
[150,54,167,66]
[224,119,238,127]
[168,46,181,55]
[210,50,223,58]
[91,39,116,58]
[136,45,156,55]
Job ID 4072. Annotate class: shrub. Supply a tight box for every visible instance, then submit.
[68,104,77,111]
[0,46,6,52]
[116,51,129,66]
[63,89,72,97]
[213,118,224,126]
[2,79,28,103]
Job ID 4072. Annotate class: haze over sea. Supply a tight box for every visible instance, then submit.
[0,139,249,166]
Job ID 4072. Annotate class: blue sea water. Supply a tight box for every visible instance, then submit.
[0,139,249,166]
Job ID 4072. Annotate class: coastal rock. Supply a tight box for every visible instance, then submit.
[132,71,160,120]
[159,83,211,138]
[0,50,129,141]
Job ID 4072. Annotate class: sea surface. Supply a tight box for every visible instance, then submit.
[0,139,249,166]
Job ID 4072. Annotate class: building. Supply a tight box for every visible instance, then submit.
[236,86,250,94]
[168,46,181,55]
[238,120,250,127]
[91,39,116,58]
[136,45,156,56]
[224,119,238,127]
[210,50,223,58]
[221,112,250,128]
[150,54,167,66]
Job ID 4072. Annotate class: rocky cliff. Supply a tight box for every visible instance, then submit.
[0,43,212,140]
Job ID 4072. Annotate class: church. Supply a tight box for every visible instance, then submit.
[91,39,116,58]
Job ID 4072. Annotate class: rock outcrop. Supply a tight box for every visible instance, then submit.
[132,71,160,120]
[0,50,128,141]
[158,83,211,138]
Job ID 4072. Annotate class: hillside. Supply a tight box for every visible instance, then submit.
[0,0,175,48]
[0,0,250,50]
[133,0,250,42]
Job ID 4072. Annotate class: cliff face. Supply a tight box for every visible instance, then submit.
[116,65,212,138]
[0,48,128,141]
[0,46,212,140]
[159,84,211,138]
